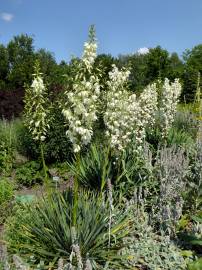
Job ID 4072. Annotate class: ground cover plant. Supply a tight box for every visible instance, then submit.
[0,26,202,269]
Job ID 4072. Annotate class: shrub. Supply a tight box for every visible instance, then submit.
[15,161,43,187]
[5,190,132,269]
[43,105,72,163]
[17,105,72,163]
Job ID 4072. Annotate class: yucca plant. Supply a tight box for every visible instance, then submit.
[5,189,132,269]
[67,143,115,191]
[67,143,156,201]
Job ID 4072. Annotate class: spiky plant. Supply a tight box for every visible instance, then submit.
[5,190,132,269]
[67,143,113,191]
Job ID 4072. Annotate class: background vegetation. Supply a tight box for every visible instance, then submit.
[1,34,202,119]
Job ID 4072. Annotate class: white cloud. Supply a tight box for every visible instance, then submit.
[1,13,14,22]
[137,47,149,55]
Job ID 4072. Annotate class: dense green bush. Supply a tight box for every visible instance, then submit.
[17,105,72,164]
[15,161,43,187]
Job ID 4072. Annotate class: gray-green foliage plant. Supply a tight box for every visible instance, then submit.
[123,208,189,270]
[5,190,132,269]
[152,145,190,235]
[185,141,202,213]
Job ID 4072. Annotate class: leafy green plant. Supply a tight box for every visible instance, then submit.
[177,212,202,263]
[15,161,43,187]
[5,189,132,269]
[188,258,202,270]
[43,105,72,163]
[166,127,194,148]
[173,110,198,139]
[0,178,14,205]
[0,120,19,175]
[0,178,14,224]
[0,141,13,175]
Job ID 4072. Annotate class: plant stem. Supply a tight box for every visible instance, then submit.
[101,146,110,192]
[40,143,48,185]
[73,152,80,226]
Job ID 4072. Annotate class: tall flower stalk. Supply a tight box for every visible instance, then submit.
[24,61,50,183]
[194,72,202,140]
[104,64,131,153]
[158,78,182,139]
[62,26,100,153]
[62,26,100,225]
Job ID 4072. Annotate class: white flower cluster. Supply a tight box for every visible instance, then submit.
[31,76,45,94]
[63,37,100,153]
[63,76,100,153]
[159,78,182,138]
[136,84,158,144]
[104,65,158,153]
[104,65,132,152]
[24,74,49,142]
[82,41,97,71]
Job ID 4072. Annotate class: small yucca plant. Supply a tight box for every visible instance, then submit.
[5,190,132,269]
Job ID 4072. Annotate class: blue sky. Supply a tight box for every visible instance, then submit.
[0,0,202,62]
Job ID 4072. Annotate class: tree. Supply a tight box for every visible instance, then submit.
[168,52,184,80]
[94,54,116,89]
[182,45,202,101]
[0,45,9,89]
[118,53,149,93]
[7,34,35,87]
[146,46,171,81]
[35,49,59,87]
